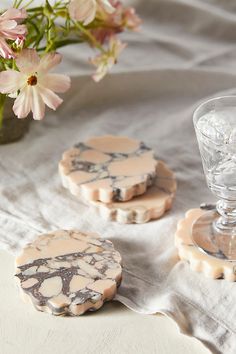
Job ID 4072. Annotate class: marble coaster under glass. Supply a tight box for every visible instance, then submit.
[192,210,236,261]
[175,209,236,281]
[90,161,176,224]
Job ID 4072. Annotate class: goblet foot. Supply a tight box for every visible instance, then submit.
[192,210,236,261]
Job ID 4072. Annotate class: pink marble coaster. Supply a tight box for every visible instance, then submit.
[175,209,236,281]
[91,161,176,224]
[15,230,122,316]
[59,135,157,203]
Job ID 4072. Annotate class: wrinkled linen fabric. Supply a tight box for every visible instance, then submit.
[1,0,236,353]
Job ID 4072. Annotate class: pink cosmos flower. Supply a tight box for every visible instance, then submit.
[123,7,142,31]
[69,0,115,25]
[92,2,141,44]
[90,1,123,45]
[103,2,141,31]
[91,37,126,82]
[91,27,119,45]
[0,8,27,59]
[0,49,71,120]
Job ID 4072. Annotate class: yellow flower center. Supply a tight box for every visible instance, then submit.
[27,75,38,86]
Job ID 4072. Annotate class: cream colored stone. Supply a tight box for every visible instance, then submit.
[21,278,38,288]
[79,149,111,163]
[16,238,90,266]
[108,156,156,177]
[105,268,123,282]
[81,178,113,202]
[39,277,63,298]
[48,294,71,309]
[87,279,116,297]
[38,266,49,273]
[76,260,101,278]
[69,170,96,184]
[69,275,92,292]
[23,266,38,276]
[62,148,80,160]
[86,135,140,154]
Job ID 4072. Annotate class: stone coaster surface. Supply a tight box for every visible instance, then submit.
[91,161,176,224]
[175,209,236,281]
[59,135,157,203]
[15,230,122,316]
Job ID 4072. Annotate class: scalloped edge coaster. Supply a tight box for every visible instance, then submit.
[15,230,122,316]
[59,135,158,203]
[90,161,176,224]
[175,208,236,281]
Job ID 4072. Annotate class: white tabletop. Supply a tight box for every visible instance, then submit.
[1,250,209,354]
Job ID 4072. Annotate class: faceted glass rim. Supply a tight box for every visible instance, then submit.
[193,95,236,143]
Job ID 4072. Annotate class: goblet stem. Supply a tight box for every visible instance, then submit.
[214,200,236,235]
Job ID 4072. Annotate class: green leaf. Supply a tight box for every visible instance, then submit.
[44,0,54,16]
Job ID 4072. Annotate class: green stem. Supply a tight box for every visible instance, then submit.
[24,0,35,8]
[27,6,44,12]
[15,0,24,8]
[73,21,105,53]
[12,59,17,71]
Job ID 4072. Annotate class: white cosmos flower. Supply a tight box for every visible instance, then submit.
[0,49,71,120]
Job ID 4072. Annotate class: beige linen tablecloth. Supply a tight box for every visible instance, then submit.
[1,1,236,353]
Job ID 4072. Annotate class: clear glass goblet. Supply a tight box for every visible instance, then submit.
[193,95,236,261]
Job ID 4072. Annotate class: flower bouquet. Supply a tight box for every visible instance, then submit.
[0,0,141,143]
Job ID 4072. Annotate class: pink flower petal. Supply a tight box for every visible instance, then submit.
[0,8,27,43]
[69,0,96,25]
[83,7,97,25]
[31,86,45,120]
[99,0,115,14]
[1,8,27,22]
[38,86,63,110]
[13,85,32,119]
[0,20,17,30]
[38,52,62,73]
[124,8,142,31]
[16,49,40,74]
[40,74,71,93]
[0,70,24,93]
[0,37,13,58]
[2,24,27,40]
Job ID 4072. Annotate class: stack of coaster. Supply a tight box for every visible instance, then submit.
[59,135,176,224]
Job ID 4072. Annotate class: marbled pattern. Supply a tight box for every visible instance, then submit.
[15,230,122,316]
[91,161,176,224]
[175,209,236,281]
[59,135,157,203]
